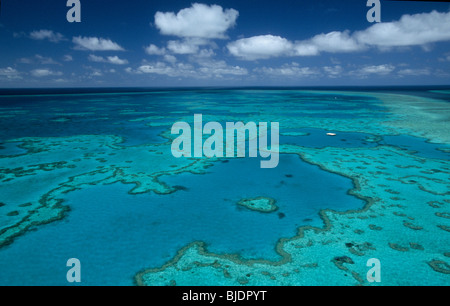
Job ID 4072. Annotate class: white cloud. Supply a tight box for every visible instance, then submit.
[397,68,431,76]
[361,65,395,75]
[63,55,73,62]
[197,60,248,76]
[167,39,200,54]
[228,32,360,60]
[164,55,177,64]
[136,63,170,76]
[88,54,128,65]
[154,3,238,39]
[73,36,125,51]
[227,35,293,60]
[0,67,21,79]
[292,43,319,56]
[91,71,103,77]
[323,65,343,78]
[293,31,362,56]
[88,54,105,63]
[30,30,65,43]
[127,59,247,79]
[228,11,450,60]
[306,31,362,53]
[349,64,395,78]
[146,39,216,61]
[355,10,450,48]
[107,56,128,65]
[145,44,166,55]
[134,62,195,77]
[255,64,319,77]
[31,69,63,77]
[195,49,216,58]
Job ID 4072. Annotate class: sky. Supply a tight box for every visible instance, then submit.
[0,0,449,88]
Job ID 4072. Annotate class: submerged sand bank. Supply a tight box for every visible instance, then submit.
[375,92,450,144]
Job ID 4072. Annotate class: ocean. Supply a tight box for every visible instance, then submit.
[0,87,449,285]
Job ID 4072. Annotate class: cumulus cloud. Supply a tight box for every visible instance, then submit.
[164,55,177,64]
[292,31,362,56]
[127,59,247,79]
[197,59,248,76]
[0,67,21,79]
[228,10,450,60]
[354,10,450,47]
[145,39,213,58]
[292,44,320,56]
[228,33,361,60]
[227,35,293,60]
[154,3,238,39]
[88,55,105,63]
[167,40,198,55]
[349,64,395,78]
[63,55,73,62]
[30,30,65,43]
[73,36,125,51]
[360,65,395,74]
[323,65,344,78]
[133,62,195,77]
[107,56,129,65]
[145,44,166,55]
[255,63,319,77]
[88,54,128,65]
[305,31,362,53]
[195,49,216,58]
[31,69,63,77]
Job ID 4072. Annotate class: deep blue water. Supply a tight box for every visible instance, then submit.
[281,128,450,160]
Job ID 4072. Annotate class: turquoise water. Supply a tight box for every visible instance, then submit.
[0,154,364,285]
[0,88,449,286]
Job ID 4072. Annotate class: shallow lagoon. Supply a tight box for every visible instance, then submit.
[0,154,365,285]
